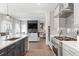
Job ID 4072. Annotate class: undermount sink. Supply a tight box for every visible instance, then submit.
[5,37,20,41]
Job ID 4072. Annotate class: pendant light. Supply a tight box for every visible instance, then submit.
[6,3,10,19]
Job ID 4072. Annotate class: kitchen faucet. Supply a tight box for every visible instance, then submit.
[6,35,8,39]
[5,32,9,39]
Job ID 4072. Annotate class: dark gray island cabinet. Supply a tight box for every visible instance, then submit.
[0,36,28,56]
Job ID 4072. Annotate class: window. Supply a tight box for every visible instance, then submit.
[15,23,20,34]
[1,20,12,33]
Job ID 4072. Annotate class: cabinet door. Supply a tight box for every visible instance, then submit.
[0,48,7,56]
[62,43,78,56]
[63,49,72,56]
[15,44,21,56]
[25,37,28,51]
[7,44,16,56]
[7,48,15,56]
[74,3,79,26]
[15,39,25,56]
[21,42,25,56]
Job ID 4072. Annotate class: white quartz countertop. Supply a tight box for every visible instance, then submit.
[62,41,79,52]
[0,35,28,50]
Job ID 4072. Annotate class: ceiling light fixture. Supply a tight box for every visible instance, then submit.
[6,3,10,19]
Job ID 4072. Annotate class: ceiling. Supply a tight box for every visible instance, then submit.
[1,3,57,21]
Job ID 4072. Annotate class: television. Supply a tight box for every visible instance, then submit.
[28,23,37,29]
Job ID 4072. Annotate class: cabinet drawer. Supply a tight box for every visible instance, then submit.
[63,44,79,56]
[0,48,7,56]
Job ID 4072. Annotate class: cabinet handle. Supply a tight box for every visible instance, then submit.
[0,52,5,55]
[10,45,15,49]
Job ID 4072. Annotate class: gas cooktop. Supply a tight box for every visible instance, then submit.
[54,36,77,41]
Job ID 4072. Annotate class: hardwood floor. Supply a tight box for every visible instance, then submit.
[26,39,55,56]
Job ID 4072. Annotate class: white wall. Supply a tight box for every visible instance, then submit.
[20,21,27,34]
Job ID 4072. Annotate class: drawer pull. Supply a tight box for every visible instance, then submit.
[10,45,15,49]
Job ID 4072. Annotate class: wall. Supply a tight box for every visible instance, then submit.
[20,21,27,34]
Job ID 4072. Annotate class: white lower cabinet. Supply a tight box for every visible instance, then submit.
[63,48,72,56]
[62,43,79,56]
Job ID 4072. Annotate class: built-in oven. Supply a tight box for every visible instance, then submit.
[52,39,59,56]
[53,46,58,56]
[52,36,76,56]
[52,38,62,56]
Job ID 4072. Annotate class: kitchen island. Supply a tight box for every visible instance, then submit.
[50,35,77,56]
[0,35,28,56]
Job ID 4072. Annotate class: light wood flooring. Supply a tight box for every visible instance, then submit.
[26,39,55,56]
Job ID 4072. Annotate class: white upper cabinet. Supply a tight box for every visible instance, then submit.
[0,3,7,14]
[74,3,79,26]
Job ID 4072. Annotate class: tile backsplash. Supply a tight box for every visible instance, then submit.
[58,28,77,39]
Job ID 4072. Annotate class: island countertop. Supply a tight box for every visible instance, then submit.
[0,35,28,50]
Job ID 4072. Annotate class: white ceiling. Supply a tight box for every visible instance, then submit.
[1,3,57,21]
